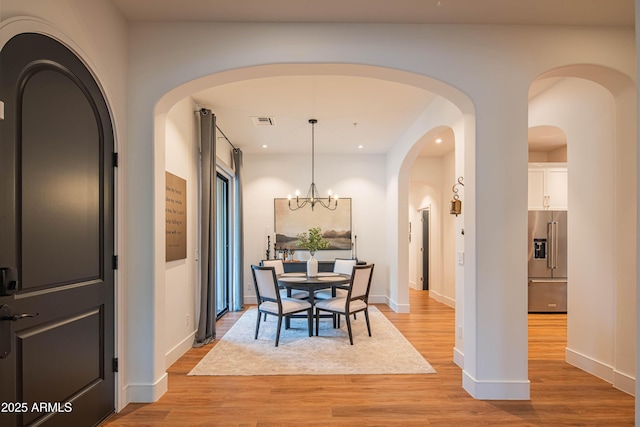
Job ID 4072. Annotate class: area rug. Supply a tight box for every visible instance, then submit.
[188,306,436,376]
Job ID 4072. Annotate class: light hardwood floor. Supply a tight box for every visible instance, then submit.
[104,290,634,426]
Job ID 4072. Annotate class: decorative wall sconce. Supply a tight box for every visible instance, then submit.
[450,177,464,216]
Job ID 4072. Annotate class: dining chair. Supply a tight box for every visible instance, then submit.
[251,265,313,347]
[261,259,309,300]
[314,264,375,345]
[314,258,357,300]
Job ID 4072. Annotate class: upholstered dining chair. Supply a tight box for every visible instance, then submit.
[314,258,358,300]
[251,265,313,347]
[260,259,308,322]
[261,259,309,300]
[314,264,375,345]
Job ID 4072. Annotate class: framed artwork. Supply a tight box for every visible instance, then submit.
[274,198,352,250]
[165,171,187,261]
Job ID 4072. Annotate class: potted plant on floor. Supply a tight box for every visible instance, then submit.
[296,227,329,277]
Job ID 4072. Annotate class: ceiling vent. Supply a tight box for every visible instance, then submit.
[251,116,276,127]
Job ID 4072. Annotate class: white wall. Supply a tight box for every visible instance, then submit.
[164,98,199,368]
[242,152,387,302]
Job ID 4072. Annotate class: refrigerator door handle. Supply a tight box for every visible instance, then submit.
[550,221,559,269]
[547,222,553,269]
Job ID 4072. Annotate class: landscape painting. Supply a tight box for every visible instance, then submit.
[274,198,351,250]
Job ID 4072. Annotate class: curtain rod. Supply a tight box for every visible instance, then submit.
[216,125,237,151]
[197,108,238,151]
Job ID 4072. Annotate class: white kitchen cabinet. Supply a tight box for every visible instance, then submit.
[528,164,567,210]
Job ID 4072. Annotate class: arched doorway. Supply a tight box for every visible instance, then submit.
[528,66,636,394]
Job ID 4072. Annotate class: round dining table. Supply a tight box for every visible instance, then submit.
[277,272,351,333]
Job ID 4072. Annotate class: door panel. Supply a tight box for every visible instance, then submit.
[22,69,101,289]
[0,33,115,426]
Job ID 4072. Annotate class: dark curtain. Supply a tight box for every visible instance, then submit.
[232,148,244,310]
[194,108,216,347]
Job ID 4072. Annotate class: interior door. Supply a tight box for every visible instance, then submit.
[0,33,115,426]
[421,209,430,290]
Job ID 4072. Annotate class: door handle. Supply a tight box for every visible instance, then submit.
[0,305,38,358]
[1,312,38,321]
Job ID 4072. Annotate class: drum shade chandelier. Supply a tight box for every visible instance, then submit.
[288,119,338,211]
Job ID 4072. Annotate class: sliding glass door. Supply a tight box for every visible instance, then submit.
[215,173,230,318]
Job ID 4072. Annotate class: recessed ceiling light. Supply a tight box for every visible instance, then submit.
[435,138,442,144]
[358,145,364,149]
[261,144,268,149]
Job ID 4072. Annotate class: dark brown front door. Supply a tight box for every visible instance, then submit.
[0,33,115,426]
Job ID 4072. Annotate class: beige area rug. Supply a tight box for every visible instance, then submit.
[188,306,436,376]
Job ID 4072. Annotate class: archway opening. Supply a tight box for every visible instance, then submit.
[528,65,636,395]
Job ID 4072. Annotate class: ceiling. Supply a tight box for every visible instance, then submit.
[111,0,634,26]
[112,0,633,157]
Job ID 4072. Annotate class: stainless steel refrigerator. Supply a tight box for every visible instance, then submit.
[528,210,567,313]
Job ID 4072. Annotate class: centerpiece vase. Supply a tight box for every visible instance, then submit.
[307,252,318,277]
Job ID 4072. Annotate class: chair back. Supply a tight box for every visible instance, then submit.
[251,265,280,302]
[261,259,285,275]
[348,264,374,300]
[333,258,357,275]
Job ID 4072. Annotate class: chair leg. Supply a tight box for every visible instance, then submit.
[345,311,354,345]
[315,309,320,336]
[364,308,371,337]
[255,310,262,340]
[307,308,313,337]
[275,315,283,347]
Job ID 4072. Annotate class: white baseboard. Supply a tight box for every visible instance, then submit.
[125,372,168,403]
[462,370,530,400]
[165,331,196,369]
[453,346,464,369]
[565,347,613,382]
[613,370,636,396]
[566,347,636,396]
[385,295,410,313]
[430,290,455,308]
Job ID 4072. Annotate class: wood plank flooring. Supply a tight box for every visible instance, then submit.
[104,290,634,426]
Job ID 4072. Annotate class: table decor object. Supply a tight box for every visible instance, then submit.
[296,227,329,276]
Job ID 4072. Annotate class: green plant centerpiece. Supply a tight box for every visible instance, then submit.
[295,227,329,255]
[296,227,329,276]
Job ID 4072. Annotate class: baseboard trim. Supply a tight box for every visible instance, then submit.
[462,370,530,400]
[427,290,455,308]
[565,347,613,382]
[453,346,464,369]
[126,372,168,403]
[386,295,410,313]
[165,331,196,369]
[613,369,636,396]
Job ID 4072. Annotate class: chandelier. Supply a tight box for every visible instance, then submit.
[288,119,338,211]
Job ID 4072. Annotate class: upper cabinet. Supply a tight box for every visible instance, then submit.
[528,164,567,210]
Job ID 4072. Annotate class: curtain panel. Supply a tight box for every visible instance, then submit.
[194,108,216,347]
[232,148,244,311]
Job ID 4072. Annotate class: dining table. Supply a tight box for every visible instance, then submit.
[277,272,351,333]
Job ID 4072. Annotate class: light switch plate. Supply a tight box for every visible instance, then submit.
[457,251,464,265]
[0,101,4,120]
